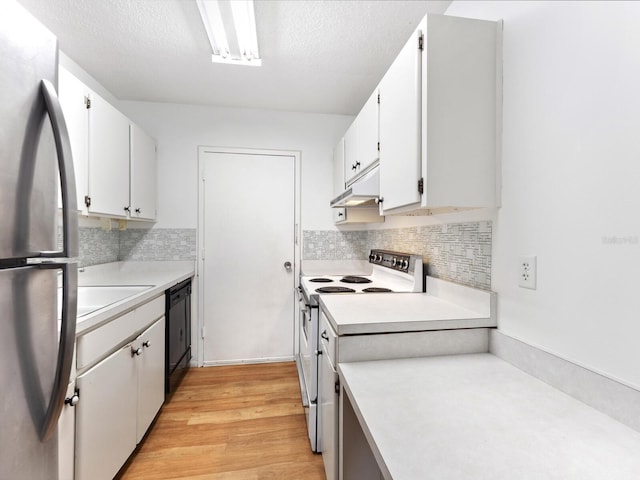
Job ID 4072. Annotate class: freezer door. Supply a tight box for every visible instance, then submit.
[0,266,59,479]
[0,1,59,260]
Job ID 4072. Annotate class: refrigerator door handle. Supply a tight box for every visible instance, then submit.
[39,262,77,441]
[40,79,79,259]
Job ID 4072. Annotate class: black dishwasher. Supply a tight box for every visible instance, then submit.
[165,278,191,394]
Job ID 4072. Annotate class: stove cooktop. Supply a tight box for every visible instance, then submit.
[300,249,424,299]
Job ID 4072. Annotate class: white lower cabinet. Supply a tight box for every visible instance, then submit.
[58,381,77,480]
[319,312,339,480]
[75,313,166,480]
[136,318,166,442]
[76,343,138,480]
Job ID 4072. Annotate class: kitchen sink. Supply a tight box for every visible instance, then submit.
[59,285,154,319]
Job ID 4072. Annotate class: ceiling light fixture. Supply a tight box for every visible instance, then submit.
[196,0,261,66]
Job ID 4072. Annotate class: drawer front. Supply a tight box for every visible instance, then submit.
[77,309,136,370]
[134,295,164,331]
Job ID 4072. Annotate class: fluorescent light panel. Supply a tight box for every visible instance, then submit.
[196,0,261,66]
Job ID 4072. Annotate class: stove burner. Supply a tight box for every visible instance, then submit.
[340,276,372,284]
[316,286,356,293]
[362,287,393,293]
[309,278,333,283]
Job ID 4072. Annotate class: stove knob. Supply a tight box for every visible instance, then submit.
[377,254,383,262]
[391,257,397,267]
[402,259,409,269]
[369,253,376,262]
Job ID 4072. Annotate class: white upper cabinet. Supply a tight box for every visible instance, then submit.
[379,14,501,215]
[129,123,157,221]
[332,137,347,223]
[58,66,89,215]
[58,67,158,221]
[344,89,379,184]
[378,25,422,212]
[88,93,131,217]
[332,137,383,225]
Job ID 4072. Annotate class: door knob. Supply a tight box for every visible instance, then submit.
[284,261,292,271]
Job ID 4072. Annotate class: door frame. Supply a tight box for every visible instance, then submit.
[196,146,301,367]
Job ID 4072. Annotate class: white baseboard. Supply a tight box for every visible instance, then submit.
[202,355,295,367]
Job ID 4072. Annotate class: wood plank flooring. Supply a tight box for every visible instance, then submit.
[116,362,326,480]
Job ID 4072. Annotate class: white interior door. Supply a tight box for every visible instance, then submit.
[200,150,297,364]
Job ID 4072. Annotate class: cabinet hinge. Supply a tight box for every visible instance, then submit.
[84,195,91,207]
[84,96,91,109]
[335,381,340,395]
[377,141,380,152]
[201,326,206,339]
[418,34,424,51]
[418,177,424,195]
[377,93,380,104]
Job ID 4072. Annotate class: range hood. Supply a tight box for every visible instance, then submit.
[330,166,380,208]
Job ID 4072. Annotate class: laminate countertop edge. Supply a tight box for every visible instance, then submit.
[339,354,640,480]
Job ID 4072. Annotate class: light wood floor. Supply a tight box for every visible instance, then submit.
[116,362,326,480]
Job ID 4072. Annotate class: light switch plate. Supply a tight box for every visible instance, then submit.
[519,256,537,289]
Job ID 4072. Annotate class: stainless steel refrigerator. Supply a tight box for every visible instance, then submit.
[0,1,78,479]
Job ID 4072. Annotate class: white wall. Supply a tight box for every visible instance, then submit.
[120,101,352,231]
[447,1,640,389]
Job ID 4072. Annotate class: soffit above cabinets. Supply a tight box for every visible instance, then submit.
[16,0,450,115]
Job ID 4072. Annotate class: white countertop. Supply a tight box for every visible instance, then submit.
[339,354,640,480]
[74,261,195,335]
[318,277,496,335]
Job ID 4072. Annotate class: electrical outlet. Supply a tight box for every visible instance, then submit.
[519,256,537,289]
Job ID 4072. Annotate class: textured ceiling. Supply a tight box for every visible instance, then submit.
[17,0,451,115]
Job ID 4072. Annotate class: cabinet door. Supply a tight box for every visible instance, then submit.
[378,23,423,213]
[137,317,166,442]
[58,66,89,214]
[58,381,76,480]
[75,344,137,480]
[334,208,346,224]
[344,89,379,184]
[319,316,339,480]
[333,137,345,197]
[88,93,130,217]
[130,123,157,221]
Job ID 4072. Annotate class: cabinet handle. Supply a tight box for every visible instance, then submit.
[64,391,80,407]
[143,340,151,348]
[321,330,329,342]
[315,350,323,356]
[124,206,131,213]
[352,161,361,171]
[131,346,142,357]
[135,208,141,214]
[338,212,344,217]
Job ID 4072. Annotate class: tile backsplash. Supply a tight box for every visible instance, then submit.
[72,220,490,289]
[67,227,197,267]
[120,228,197,261]
[303,221,492,290]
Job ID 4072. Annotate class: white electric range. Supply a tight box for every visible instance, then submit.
[296,249,423,452]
